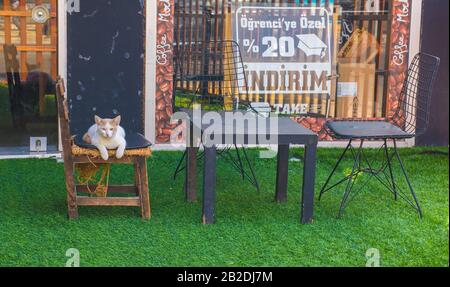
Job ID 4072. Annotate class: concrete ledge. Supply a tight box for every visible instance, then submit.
[0,139,413,160]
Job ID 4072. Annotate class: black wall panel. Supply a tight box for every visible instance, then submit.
[67,0,145,136]
[417,0,449,146]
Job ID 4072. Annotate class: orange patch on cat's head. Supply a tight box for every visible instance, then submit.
[95,115,121,126]
[95,115,121,138]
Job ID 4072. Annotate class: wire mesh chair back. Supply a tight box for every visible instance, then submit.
[391,53,440,136]
[174,40,252,111]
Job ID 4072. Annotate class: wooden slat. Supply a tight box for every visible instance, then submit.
[3,0,11,10]
[19,0,27,79]
[50,0,58,78]
[373,0,385,118]
[184,0,192,91]
[77,197,141,207]
[36,0,44,64]
[4,0,12,44]
[0,45,56,52]
[73,156,136,164]
[76,185,138,194]
[35,0,45,115]
[0,11,57,17]
[382,0,393,116]
[56,78,79,218]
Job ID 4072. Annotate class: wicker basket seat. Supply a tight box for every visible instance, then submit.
[71,133,152,158]
[71,145,152,158]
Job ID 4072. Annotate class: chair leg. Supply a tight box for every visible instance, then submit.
[241,146,260,192]
[134,162,140,196]
[185,146,198,202]
[319,139,352,201]
[338,140,364,218]
[137,157,151,220]
[64,160,78,219]
[393,140,423,218]
[234,145,245,180]
[219,145,260,192]
[173,150,187,180]
[383,139,397,201]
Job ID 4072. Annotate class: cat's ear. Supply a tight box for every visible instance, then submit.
[113,115,121,125]
[94,115,102,125]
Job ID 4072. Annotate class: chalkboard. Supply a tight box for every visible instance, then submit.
[67,0,145,136]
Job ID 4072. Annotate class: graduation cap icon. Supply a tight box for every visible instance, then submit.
[296,34,328,58]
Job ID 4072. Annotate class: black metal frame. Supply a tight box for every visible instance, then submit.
[319,138,422,217]
[391,53,441,136]
[184,117,319,224]
[173,143,260,191]
[320,53,440,218]
[173,18,261,191]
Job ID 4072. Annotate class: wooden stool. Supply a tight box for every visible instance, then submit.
[56,77,152,219]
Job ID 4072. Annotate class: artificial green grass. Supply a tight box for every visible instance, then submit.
[0,147,448,267]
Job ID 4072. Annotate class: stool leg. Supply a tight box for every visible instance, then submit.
[65,160,78,219]
[137,157,151,220]
[134,161,140,196]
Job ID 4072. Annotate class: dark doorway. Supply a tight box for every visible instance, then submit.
[417,0,449,146]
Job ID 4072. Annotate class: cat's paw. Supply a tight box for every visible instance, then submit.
[116,149,125,159]
[116,146,125,158]
[100,150,109,161]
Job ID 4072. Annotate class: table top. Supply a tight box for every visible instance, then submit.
[181,109,318,145]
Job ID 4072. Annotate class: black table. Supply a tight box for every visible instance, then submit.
[182,110,318,224]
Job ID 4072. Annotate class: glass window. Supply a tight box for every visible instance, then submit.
[334,0,391,119]
[173,0,393,120]
[0,0,58,154]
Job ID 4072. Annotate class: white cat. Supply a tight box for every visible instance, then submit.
[83,115,126,160]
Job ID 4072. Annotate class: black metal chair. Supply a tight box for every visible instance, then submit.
[172,39,262,191]
[319,53,440,218]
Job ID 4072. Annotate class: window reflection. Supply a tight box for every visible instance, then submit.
[0,0,57,153]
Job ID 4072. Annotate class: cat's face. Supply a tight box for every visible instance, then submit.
[95,115,121,138]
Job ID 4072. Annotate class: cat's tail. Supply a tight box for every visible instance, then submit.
[82,133,91,144]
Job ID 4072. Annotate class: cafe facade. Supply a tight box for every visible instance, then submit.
[0,0,425,157]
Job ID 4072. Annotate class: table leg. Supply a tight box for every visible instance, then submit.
[275,144,289,202]
[301,143,317,224]
[185,147,198,202]
[202,145,217,224]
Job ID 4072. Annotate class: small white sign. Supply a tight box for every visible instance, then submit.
[30,137,47,152]
[337,82,358,97]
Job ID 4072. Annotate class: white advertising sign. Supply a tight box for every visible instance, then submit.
[235,6,333,95]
